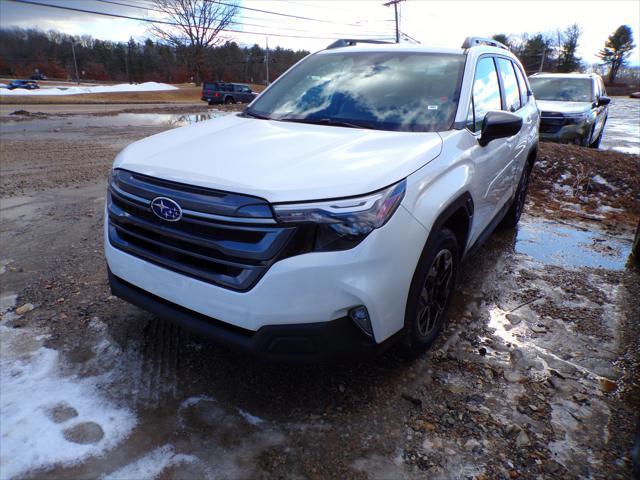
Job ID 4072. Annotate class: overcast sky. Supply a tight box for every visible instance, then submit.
[1,0,638,65]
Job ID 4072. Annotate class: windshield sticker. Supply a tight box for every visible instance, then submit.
[428,105,438,110]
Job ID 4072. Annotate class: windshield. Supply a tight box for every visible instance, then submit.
[247,51,466,132]
[529,77,593,102]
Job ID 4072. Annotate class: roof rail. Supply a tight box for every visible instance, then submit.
[461,37,509,51]
[326,39,395,50]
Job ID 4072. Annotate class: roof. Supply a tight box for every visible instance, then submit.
[318,43,465,56]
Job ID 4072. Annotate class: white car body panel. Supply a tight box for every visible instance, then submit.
[114,114,443,203]
[535,100,591,114]
[105,204,427,342]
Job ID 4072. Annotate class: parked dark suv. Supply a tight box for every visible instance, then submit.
[528,73,610,148]
[201,82,257,105]
[7,79,39,90]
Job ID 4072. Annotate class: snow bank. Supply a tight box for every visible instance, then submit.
[0,82,178,96]
[0,324,136,479]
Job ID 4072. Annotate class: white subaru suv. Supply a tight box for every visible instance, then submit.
[106,37,539,361]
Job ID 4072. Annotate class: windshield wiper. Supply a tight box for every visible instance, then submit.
[279,117,375,130]
[244,109,272,120]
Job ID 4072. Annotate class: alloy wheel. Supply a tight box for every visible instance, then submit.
[416,249,454,337]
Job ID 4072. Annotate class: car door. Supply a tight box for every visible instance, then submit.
[466,56,516,236]
[495,57,529,185]
[593,77,607,139]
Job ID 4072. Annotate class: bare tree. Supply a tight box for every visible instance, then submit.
[149,0,238,85]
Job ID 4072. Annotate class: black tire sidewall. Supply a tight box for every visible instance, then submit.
[403,228,459,353]
[501,165,530,228]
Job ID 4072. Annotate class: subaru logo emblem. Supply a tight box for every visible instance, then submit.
[150,197,182,222]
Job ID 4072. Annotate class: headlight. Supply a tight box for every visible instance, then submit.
[273,180,406,252]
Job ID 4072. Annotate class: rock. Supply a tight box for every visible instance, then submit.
[515,430,530,447]
[504,370,524,383]
[15,303,34,315]
[478,347,487,356]
[46,403,78,423]
[506,313,523,325]
[63,422,104,444]
[530,325,547,333]
[544,459,562,473]
[528,404,539,412]
[464,439,481,451]
[573,393,588,403]
[599,378,617,393]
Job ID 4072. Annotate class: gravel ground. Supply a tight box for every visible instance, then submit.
[0,112,638,479]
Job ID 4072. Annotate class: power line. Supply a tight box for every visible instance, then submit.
[93,0,391,37]
[8,0,394,41]
[203,0,362,26]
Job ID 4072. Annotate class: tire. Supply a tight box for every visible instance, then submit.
[207,100,214,106]
[589,119,606,149]
[224,96,235,104]
[500,164,530,228]
[402,228,459,355]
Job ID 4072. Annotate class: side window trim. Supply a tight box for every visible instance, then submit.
[493,57,507,111]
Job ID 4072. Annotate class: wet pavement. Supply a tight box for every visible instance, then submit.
[600,97,640,155]
[1,104,639,479]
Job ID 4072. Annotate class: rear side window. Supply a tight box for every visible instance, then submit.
[496,58,521,112]
[468,57,502,132]
[513,63,529,106]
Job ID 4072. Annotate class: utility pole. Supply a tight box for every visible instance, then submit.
[265,37,270,85]
[539,44,546,73]
[71,41,80,84]
[383,0,404,43]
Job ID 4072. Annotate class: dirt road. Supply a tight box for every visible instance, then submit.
[1,112,638,479]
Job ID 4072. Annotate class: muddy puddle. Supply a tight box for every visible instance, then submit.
[515,218,631,270]
[0,110,227,135]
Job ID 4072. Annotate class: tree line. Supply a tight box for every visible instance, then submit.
[492,24,636,84]
[0,27,309,84]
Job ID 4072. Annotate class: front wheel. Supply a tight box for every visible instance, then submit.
[500,165,530,228]
[402,228,459,355]
[589,119,606,149]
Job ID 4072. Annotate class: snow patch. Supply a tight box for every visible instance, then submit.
[102,445,197,480]
[611,145,640,155]
[0,293,18,314]
[0,82,178,96]
[0,325,136,479]
[237,408,265,426]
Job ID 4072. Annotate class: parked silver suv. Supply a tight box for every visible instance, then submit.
[529,73,610,148]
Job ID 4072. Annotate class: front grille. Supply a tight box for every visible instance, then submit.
[539,111,578,134]
[108,169,305,291]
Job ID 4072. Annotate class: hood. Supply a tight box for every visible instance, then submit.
[536,100,592,115]
[113,114,442,203]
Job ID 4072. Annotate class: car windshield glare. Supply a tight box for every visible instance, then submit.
[529,77,593,103]
[248,51,466,132]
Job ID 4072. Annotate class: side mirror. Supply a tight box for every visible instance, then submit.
[479,111,523,147]
[597,96,611,107]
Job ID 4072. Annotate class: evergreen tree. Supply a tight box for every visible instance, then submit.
[598,25,635,83]
[557,24,582,73]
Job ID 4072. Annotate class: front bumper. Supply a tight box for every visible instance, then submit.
[539,117,593,143]
[105,204,428,349]
[109,270,399,362]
